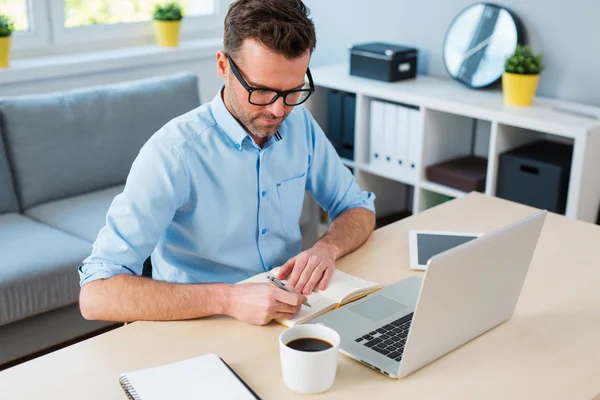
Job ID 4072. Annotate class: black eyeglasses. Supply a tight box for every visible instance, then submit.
[226,53,315,106]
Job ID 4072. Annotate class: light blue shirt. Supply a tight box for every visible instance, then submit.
[79,88,376,286]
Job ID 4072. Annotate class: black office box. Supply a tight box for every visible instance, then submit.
[326,91,343,153]
[326,90,355,160]
[497,140,573,214]
[350,42,418,82]
[341,93,356,159]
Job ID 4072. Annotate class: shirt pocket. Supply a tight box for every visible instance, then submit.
[277,172,307,236]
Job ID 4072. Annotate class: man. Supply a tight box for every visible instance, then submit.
[78,0,376,326]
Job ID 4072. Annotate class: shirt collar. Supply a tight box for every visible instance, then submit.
[211,86,249,149]
[211,86,288,150]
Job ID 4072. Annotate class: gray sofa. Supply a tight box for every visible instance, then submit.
[0,72,319,366]
[0,73,203,365]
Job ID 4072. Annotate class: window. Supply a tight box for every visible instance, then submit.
[4,0,226,57]
[0,0,30,31]
[63,0,216,28]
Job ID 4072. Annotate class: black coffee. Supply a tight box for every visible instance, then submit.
[286,338,333,352]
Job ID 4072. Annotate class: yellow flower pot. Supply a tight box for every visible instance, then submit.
[0,36,11,68]
[502,72,540,106]
[153,20,182,47]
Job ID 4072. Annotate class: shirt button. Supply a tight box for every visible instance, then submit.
[236,144,241,150]
[262,229,267,235]
[269,266,273,270]
[261,191,267,197]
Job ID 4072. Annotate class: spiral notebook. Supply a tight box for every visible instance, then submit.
[119,353,260,400]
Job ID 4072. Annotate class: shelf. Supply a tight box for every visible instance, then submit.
[340,158,358,169]
[311,64,600,139]
[420,181,467,198]
[305,63,600,223]
[359,163,417,187]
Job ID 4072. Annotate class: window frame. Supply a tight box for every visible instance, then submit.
[50,0,227,46]
[10,0,229,56]
[10,0,52,53]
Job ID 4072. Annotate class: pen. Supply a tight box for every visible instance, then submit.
[267,275,312,308]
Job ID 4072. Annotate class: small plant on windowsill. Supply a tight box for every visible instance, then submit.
[502,45,544,106]
[152,2,184,48]
[0,14,15,68]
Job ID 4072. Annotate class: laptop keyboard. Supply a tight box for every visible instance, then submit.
[354,313,413,362]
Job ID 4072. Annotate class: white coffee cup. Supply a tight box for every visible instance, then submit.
[279,323,341,395]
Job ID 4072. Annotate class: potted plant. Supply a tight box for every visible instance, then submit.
[152,2,184,47]
[502,45,544,106]
[0,14,15,68]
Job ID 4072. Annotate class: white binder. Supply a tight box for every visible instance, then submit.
[383,102,397,171]
[407,108,422,183]
[369,100,385,168]
[394,105,410,181]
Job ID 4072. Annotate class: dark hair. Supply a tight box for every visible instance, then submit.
[224,0,316,60]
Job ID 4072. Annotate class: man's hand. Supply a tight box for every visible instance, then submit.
[226,283,307,326]
[277,243,338,295]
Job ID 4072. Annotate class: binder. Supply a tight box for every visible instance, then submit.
[383,102,397,171]
[369,100,385,167]
[341,93,356,160]
[326,91,343,154]
[407,108,422,183]
[394,105,410,180]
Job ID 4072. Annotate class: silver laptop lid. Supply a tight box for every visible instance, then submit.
[397,210,547,378]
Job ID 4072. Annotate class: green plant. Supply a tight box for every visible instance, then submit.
[505,45,544,75]
[0,14,15,37]
[153,2,184,21]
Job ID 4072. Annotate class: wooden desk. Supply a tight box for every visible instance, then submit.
[1,193,599,399]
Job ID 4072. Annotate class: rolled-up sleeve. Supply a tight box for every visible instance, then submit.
[304,109,376,221]
[78,138,188,286]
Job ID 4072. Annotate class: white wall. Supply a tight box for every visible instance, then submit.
[304,0,600,107]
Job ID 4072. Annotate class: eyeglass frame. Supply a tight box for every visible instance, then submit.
[225,52,315,106]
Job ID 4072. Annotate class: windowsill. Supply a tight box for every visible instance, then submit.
[0,37,222,86]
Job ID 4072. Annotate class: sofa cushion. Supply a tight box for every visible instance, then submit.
[25,184,124,243]
[0,213,91,327]
[1,72,200,210]
[0,122,19,214]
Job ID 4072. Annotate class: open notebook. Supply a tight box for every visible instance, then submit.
[119,353,259,400]
[239,267,382,327]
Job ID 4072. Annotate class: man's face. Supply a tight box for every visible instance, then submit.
[217,39,310,139]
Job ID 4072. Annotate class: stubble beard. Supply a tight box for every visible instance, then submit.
[227,84,285,138]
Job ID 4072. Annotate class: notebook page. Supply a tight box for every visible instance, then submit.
[315,270,382,305]
[237,270,271,284]
[268,267,381,306]
[277,291,336,327]
[121,354,256,400]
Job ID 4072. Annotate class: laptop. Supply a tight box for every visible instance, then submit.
[311,210,547,378]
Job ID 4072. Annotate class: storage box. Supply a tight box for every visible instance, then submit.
[350,42,418,82]
[426,156,487,192]
[497,140,572,214]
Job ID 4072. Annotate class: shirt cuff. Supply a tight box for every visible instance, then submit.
[78,262,137,287]
[330,192,376,220]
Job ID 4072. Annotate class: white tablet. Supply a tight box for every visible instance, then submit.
[408,230,483,271]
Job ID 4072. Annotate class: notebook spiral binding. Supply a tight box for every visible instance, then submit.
[119,375,140,400]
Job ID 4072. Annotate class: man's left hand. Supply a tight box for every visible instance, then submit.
[277,243,338,295]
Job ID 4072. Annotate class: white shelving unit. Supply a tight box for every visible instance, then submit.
[305,64,600,223]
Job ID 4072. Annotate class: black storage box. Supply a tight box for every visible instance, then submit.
[496,140,573,214]
[350,42,418,82]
